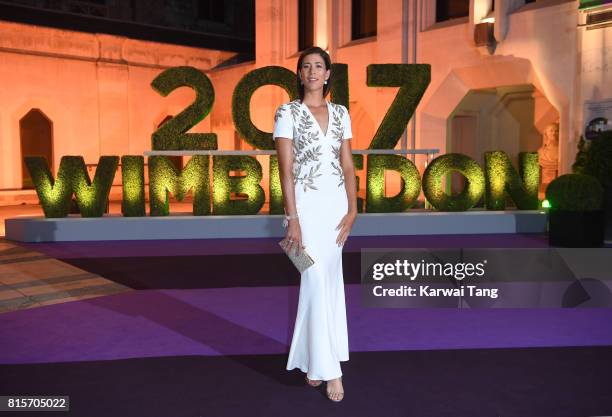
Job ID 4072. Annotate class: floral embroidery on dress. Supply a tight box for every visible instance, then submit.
[291,101,323,191]
[329,104,344,143]
[331,160,345,187]
[294,162,322,191]
[274,106,285,123]
[295,145,323,166]
[289,101,301,120]
[280,100,349,191]
[329,103,345,187]
[331,144,341,160]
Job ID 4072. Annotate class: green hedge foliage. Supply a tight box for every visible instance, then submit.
[212,156,265,215]
[366,155,421,212]
[423,153,485,211]
[484,151,539,210]
[366,64,430,149]
[25,155,118,218]
[330,63,349,110]
[268,155,283,214]
[572,136,589,174]
[151,66,217,150]
[545,174,603,211]
[148,155,210,216]
[121,156,145,217]
[353,154,364,212]
[232,66,298,150]
[583,132,612,189]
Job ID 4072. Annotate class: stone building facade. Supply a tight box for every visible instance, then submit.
[0,0,609,205]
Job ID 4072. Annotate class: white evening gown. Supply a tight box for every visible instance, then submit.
[273,99,352,381]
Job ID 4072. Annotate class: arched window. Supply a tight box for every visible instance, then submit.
[20,109,53,189]
[158,115,183,171]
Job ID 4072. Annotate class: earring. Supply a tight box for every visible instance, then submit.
[324,80,328,85]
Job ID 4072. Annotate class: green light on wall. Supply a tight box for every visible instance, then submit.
[148,155,210,216]
[212,155,265,215]
[542,199,551,209]
[365,155,421,212]
[578,0,612,10]
[423,153,485,211]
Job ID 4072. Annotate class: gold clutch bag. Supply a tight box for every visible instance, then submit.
[278,241,315,273]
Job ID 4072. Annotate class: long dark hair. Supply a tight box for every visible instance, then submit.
[296,46,332,101]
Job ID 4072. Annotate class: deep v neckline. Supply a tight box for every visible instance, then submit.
[302,100,330,137]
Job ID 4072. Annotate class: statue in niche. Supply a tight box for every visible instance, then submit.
[538,122,559,196]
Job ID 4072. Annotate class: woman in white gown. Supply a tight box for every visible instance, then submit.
[273,47,357,402]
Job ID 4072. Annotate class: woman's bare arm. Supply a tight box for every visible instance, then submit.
[275,138,302,253]
[340,139,357,214]
[335,139,357,245]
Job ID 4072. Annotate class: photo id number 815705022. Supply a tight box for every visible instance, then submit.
[0,396,69,411]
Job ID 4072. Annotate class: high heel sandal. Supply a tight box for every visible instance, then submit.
[305,376,322,387]
[326,377,344,402]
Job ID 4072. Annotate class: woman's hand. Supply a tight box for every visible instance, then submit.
[282,219,303,255]
[335,211,357,246]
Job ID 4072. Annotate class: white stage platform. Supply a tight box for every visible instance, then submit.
[5,210,547,242]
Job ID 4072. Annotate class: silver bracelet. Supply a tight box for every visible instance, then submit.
[282,213,299,228]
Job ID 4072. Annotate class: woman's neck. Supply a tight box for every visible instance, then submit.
[301,91,326,107]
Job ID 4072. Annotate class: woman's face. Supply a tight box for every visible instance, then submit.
[299,53,330,93]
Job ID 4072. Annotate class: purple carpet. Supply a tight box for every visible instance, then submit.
[3,233,612,417]
[2,285,612,364]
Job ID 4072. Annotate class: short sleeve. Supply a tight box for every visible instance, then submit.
[273,104,294,140]
[342,105,352,140]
